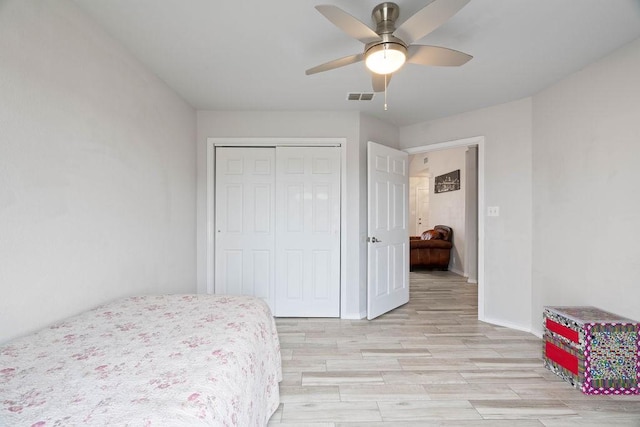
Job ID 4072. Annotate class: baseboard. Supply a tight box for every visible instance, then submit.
[480,315,535,336]
[341,310,367,320]
[449,267,465,277]
[467,279,478,284]
[530,327,544,339]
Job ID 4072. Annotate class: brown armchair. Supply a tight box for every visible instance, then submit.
[410,225,453,270]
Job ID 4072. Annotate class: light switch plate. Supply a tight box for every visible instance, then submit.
[488,206,500,217]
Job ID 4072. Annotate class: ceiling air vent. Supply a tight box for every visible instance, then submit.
[347,92,374,101]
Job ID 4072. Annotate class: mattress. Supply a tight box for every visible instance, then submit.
[0,294,282,426]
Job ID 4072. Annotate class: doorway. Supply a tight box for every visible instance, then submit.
[415,186,430,236]
[405,136,485,320]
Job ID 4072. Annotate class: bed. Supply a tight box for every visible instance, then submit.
[0,294,282,426]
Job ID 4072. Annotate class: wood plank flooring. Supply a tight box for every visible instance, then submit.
[268,271,640,426]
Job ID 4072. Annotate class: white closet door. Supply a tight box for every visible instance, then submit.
[215,147,275,311]
[275,147,341,317]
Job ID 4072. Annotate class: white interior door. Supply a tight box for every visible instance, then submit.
[275,146,341,317]
[367,141,409,320]
[215,147,275,311]
[416,186,429,234]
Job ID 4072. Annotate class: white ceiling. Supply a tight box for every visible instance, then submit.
[72,0,640,126]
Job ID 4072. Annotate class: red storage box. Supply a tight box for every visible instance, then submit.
[543,306,640,395]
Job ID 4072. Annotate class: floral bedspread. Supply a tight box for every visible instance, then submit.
[0,295,282,426]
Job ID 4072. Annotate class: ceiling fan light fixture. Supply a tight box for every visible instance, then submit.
[365,42,407,75]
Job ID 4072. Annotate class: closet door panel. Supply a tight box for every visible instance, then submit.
[275,147,341,317]
[222,250,243,295]
[215,148,275,311]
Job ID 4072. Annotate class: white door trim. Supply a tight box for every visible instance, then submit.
[404,136,486,321]
[211,137,344,147]
[206,137,347,316]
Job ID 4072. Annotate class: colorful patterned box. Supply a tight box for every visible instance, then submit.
[543,306,640,395]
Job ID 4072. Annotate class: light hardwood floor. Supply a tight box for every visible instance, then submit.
[268,271,640,426]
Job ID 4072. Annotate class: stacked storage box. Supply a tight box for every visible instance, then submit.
[543,306,640,395]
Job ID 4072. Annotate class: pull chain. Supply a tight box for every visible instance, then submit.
[384,74,388,111]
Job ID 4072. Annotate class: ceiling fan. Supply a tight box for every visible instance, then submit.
[306,0,473,92]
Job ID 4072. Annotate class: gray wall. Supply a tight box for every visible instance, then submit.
[400,98,533,331]
[531,37,640,334]
[0,0,197,343]
[399,35,640,333]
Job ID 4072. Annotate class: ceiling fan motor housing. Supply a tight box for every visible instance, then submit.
[366,2,407,59]
[365,2,407,74]
[372,2,401,34]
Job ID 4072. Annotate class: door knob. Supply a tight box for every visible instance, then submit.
[368,236,382,243]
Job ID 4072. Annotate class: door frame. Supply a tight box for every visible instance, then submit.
[206,137,347,316]
[404,136,486,321]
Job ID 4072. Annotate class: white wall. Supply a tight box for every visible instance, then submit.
[409,152,430,177]
[400,98,533,331]
[0,0,197,344]
[531,36,640,335]
[427,147,467,275]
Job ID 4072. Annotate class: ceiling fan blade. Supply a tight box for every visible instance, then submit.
[315,5,382,44]
[305,53,364,75]
[407,45,472,66]
[393,0,470,46]
[372,73,392,92]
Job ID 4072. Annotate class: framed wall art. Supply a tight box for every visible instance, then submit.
[434,169,460,193]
